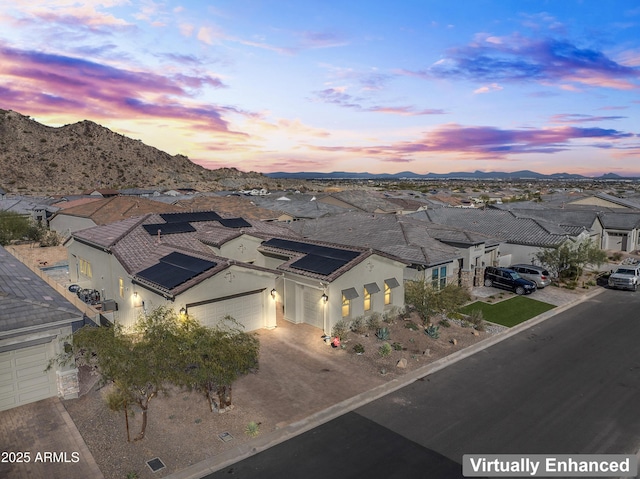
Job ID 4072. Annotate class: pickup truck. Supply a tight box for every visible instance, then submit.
[608,263,640,291]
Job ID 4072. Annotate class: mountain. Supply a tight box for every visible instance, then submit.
[266,170,636,180]
[0,109,279,195]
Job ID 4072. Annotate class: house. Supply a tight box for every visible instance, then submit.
[317,190,403,214]
[410,208,593,267]
[49,196,184,236]
[65,211,407,336]
[287,211,500,288]
[0,246,82,411]
[568,192,640,210]
[81,188,120,198]
[597,212,640,252]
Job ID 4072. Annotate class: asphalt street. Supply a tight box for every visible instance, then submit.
[206,289,640,479]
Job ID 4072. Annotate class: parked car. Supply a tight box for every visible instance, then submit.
[608,264,640,291]
[510,264,552,288]
[484,266,537,295]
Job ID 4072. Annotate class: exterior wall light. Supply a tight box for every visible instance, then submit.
[179,307,187,316]
[271,288,277,299]
[321,293,328,303]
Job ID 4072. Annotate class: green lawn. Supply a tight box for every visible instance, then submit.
[460,296,556,328]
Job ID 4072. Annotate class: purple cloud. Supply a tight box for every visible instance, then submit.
[550,114,627,123]
[311,88,445,116]
[408,36,640,90]
[307,124,634,161]
[0,43,243,133]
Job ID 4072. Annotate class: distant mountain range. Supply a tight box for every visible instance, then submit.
[265,170,636,180]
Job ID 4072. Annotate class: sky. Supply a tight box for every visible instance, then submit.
[1,1,639,177]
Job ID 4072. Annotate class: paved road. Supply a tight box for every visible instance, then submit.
[205,289,640,478]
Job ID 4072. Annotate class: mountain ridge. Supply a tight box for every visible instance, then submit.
[265,170,634,180]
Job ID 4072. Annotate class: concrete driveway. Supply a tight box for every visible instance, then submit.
[0,397,103,479]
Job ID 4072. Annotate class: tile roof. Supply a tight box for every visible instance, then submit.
[175,195,280,220]
[598,212,640,230]
[0,247,82,333]
[320,190,401,213]
[412,208,573,248]
[53,196,185,225]
[286,212,467,266]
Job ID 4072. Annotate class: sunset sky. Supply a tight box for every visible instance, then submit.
[1,1,639,176]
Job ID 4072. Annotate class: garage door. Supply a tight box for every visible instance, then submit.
[190,292,265,332]
[0,343,57,412]
[303,288,324,330]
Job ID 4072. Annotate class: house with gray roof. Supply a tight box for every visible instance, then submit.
[287,212,502,288]
[568,192,640,210]
[597,212,640,252]
[0,246,82,411]
[409,208,593,267]
[66,211,406,336]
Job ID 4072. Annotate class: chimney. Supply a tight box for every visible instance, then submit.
[157,229,161,244]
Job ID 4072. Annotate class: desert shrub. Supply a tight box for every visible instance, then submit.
[378,343,392,357]
[391,342,403,351]
[404,321,419,331]
[425,324,440,339]
[366,313,381,331]
[349,316,366,334]
[331,320,349,340]
[467,310,485,331]
[439,318,451,328]
[375,327,390,340]
[353,343,365,354]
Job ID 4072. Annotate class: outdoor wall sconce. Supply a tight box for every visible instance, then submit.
[321,293,328,303]
[134,291,138,297]
[270,288,276,299]
[179,307,186,316]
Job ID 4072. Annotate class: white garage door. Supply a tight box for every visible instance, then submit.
[303,288,324,330]
[190,292,265,332]
[0,343,57,412]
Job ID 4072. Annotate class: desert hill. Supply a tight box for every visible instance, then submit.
[0,109,286,195]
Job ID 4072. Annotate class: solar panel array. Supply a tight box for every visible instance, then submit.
[136,252,217,290]
[142,222,196,235]
[262,238,360,276]
[219,217,252,228]
[160,211,222,223]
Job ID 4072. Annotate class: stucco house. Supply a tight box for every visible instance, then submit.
[288,211,501,288]
[410,208,594,267]
[65,211,406,336]
[0,247,82,411]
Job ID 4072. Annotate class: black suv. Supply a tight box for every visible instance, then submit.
[484,266,537,295]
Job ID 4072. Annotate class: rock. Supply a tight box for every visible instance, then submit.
[472,330,480,336]
[423,349,431,357]
[396,358,407,369]
[450,338,457,345]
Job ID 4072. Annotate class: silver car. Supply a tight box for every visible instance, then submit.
[510,264,552,288]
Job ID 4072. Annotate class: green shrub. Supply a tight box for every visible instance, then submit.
[425,325,440,339]
[439,319,451,328]
[378,343,392,357]
[245,421,260,437]
[467,309,485,331]
[391,342,403,351]
[353,343,365,354]
[404,321,419,331]
[376,327,390,340]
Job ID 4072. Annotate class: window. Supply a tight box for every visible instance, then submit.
[119,278,124,298]
[363,287,371,311]
[342,294,350,318]
[384,282,391,305]
[79,258,92,278]
[431,266,447,289]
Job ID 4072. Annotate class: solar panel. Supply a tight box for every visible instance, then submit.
[143,222,196,235]
[219,217,252,228]
[263,238,358,260]
[290,254,349,276]
[136,263,198,289]
[160,211,222,223]
[136,252,217,290]
[160,251,217,273]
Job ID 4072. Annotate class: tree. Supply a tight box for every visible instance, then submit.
[405,280,470,324]
[73,307,182,441]
[180,315,259,412]
[66,307,260,440]
[0,211,34,245]
[534,239,607,282]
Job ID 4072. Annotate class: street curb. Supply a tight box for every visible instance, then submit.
[165,287,605,479]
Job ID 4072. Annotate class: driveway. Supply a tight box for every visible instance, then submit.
[0,397,103,479]
[472,283,591,306]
